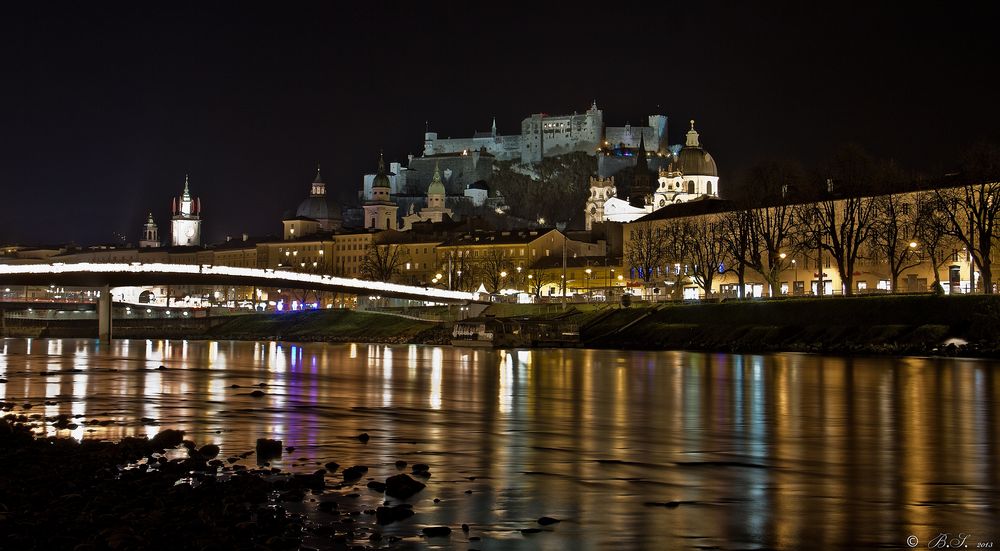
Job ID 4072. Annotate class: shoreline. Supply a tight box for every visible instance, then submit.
[4,294,1000,358]
[0,418,464,550]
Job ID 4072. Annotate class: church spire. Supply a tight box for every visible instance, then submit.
[636,133,648,171]
[313,163,322,183]
[377,150,386,177]
[183,174,190,195]
[491,116,497,137]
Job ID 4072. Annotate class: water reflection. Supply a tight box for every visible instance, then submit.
[0,338,997,549]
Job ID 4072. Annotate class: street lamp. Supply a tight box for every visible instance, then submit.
[779,252,787,296]
[585,267,592,299]
[791,259,798,294]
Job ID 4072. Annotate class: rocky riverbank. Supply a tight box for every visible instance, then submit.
[0,414,514,551]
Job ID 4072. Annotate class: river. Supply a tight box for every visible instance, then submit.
[1,338,997,550]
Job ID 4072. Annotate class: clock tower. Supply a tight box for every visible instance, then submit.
[171,175,202,246]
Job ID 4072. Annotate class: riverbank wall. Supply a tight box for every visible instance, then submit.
[4,295,998,356]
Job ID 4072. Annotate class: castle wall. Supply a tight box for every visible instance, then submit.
[404,154,493,195]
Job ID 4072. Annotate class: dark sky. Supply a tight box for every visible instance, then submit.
[2,2,998,245]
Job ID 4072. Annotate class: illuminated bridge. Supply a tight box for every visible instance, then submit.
[0,263,483,341]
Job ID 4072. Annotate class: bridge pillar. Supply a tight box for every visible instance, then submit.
[98,284,112,343]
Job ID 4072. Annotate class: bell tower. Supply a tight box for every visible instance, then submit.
[362,152,399,231]
[140,212,160,248]
[171,175,202,246]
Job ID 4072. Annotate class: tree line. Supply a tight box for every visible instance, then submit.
[627,143,1000,296]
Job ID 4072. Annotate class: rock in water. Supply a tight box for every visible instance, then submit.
[375,505,414,525]
[412,463,430,473]
[250,390,265,397]
[149,429,185,451]
[256,438,282,462]
[395,460,407,469]
[357,432,370,443]
[422,526,451,537]
[537,516,560,525]
[198,444,221,459]
[342,465,368,481]
[324,461,339,473]
[385,474,426,499]
[366,480,387,493]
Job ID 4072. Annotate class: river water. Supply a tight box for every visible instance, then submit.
[1,338,997,550]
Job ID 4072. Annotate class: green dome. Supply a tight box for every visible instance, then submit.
[428,162,446,196]
[372,151,391,189]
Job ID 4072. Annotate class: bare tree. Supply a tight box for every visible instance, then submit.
[804,146,881,296]
[683,217,731,297]
[526,267,551,298]
[476,248,511,293]
[742,161,803,295]
[360,244,408,282]
[625,223,669,286]
[915,192,957,292]
[934,143,1000,294]
[660,220,693,299]
[720,209,753,297]
[870,191,922,292]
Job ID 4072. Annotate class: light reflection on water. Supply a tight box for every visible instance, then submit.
[0,338,997,550]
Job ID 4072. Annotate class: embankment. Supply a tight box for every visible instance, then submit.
[581,294,1000,356]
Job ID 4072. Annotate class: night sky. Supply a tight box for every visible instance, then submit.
[2,3,998,246]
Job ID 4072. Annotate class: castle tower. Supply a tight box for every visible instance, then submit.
[139,212,160,248]
[171,175,202,246]
[629,134,654,209]
[363,152,399,231]
[585,176,616,230]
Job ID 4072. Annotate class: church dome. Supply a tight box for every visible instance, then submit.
[295,166,341,222]
[675,147,718,177]
[372,151,391,189]
[674,120,718,177]
[428,162,446,196]
[296,195,342,222]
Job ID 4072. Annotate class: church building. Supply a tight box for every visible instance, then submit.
[585,120,720,227]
